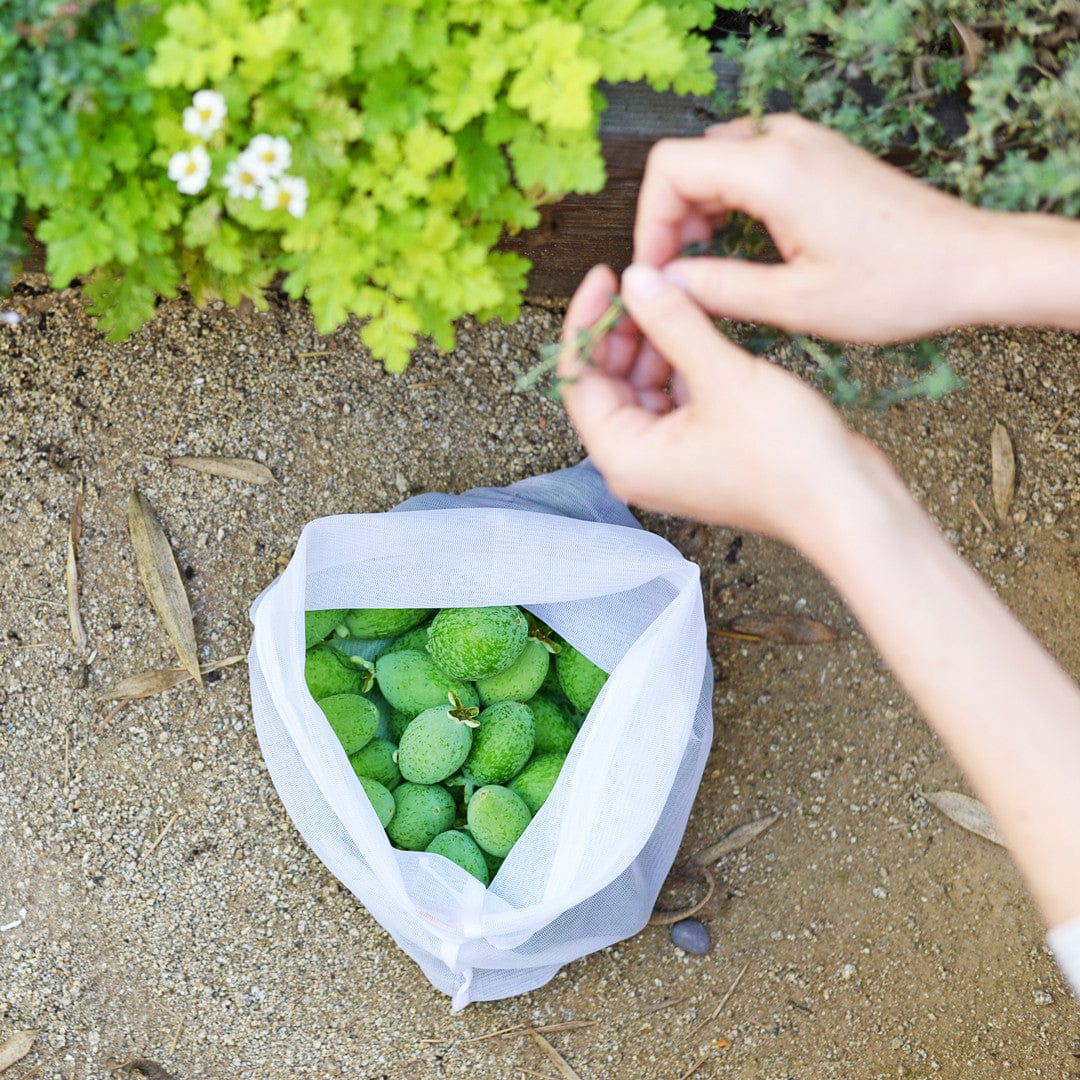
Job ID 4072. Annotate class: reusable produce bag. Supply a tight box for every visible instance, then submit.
[248,460,713,1009]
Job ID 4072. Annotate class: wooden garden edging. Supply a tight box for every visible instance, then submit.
[501,55,737,302]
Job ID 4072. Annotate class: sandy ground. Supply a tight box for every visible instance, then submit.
[1,279,1078,1080]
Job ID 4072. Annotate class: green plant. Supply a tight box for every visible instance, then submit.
[719,1,1080,213]
[3,0,718,371]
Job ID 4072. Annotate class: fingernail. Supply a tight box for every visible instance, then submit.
[622,263,665,302]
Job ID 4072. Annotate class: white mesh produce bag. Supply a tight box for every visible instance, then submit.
[248,460,713,1009]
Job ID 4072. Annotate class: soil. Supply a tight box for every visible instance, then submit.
[1,280,1078,1080]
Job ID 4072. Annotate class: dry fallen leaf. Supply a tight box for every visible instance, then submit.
[66,479,87,653]
[991,422,1016,521]
[925,790,1006,847]
[169,455,275,485]
[525,1027,582,1080]
[649,863,717,925]
[99,654,245,702]
[694,812,780,866]
[128,488,202,687]
[0,1029,38,1073]
[950,16,987,74]
[726,615,840,645]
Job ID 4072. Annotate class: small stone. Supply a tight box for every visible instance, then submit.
[1033,989,1054,1006]
[670,918,710,954]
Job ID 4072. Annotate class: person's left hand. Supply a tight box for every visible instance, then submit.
[558,262,882,549]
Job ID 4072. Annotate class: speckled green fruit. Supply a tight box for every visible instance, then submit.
[375,649,479,717]
[476,639,550,706]
[467,785,532,858]
[556,644,608,715]
[342,607,431,639]
[305,608,346,648]
[387,705,414,743]
[305,645,365,701]
[527,695,579,755]
[317,693,379,754]
[358,776,395,828]
[508,752,567,814]
[396,699,479,784]
[426,830,490,885]
[463,701,535,786]
[386,783,456,850]
[349,737,401,790]
[427,606,528,681]
[481,847,504,880]
[377,624,431,658]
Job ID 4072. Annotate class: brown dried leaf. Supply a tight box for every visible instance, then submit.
[99,654,245,702]
[925,790,1006,847]
[525,1028,582,1080]
[694,812,780,866]
[66,479,87,653]
[950,17,987,74]
[0,1029,37,1073]
[169,455,275,485]
[649,863,717,925]
[990,422,1016,521]
[727,615,840,645]
[128,488,202,687]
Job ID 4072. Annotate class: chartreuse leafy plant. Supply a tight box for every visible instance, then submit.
[3,0,718,372]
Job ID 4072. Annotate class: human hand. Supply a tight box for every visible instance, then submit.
[634,114,991,343]
[558,261,888,547]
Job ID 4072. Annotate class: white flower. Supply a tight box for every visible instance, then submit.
[182,90,227,140]
[260,175,309,218]
[222,156,261,200]
[167,145,212,195]
[244,134,291,180]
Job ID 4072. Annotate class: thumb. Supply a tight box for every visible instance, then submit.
[620,263,757,396]
[664,256,810,333]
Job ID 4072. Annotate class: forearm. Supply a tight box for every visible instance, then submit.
[960,208,1080,332]
[800,443,1080,926]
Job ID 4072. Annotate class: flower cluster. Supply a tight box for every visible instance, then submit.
[166,90,308,218]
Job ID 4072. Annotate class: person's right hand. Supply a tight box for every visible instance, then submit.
[634,114,993,344]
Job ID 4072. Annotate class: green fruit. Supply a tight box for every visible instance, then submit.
[317,693,379,754]
[358,776,395,828]
[342,607,431,639]
[427,606,528,681]
[387,705,414,743]
[527,695,579,755]
[349,737,402,790]
[305,645,365,701]
[463,701,535,786]
[377,624,431,658]
[305,608,346,648]
[508,752,567,814]
[475,638,550,706]
[467,785,532,858]
[481,847,504,880]
[386,783,456,850]
[396,697,480,784]
[556,644,608,715]
[375,649,479,717]
[426,829,490,885]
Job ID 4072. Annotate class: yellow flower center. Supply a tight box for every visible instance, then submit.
[277,189,292,209]
[184,160,198,175]
[199,107,213,122]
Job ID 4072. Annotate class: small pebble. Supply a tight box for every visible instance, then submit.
[671,918,710,954]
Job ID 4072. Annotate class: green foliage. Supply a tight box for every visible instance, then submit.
[724,2,1080,213]
[3,0,714,370]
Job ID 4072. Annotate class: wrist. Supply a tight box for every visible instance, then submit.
[952,207,1080,332]
[789,435,926,578]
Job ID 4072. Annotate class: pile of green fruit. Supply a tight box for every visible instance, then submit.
[303,604,608,885]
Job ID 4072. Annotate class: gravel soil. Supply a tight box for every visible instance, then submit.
[1,280,1078,1079]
